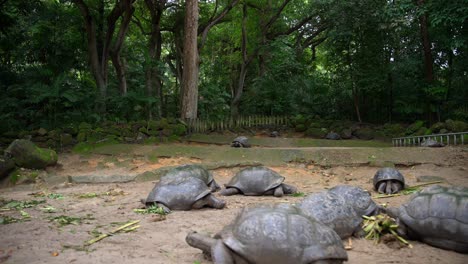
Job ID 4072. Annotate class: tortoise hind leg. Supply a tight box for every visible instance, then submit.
[193,194,226,209]
[220,187,240,196]
[212,240,247,264]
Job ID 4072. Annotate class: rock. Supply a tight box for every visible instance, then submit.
[0,157,15,180]
[60,133,74,146]
[325,132,341,140]
[405,120,425,135]
[354,128,374,140]
[5,139,57,169]
[340,129,353,139]
[37,128,48,136]
[416,175,447,183]
[68,174,136,183]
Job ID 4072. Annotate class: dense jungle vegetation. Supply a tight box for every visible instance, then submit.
[1,0,467,132]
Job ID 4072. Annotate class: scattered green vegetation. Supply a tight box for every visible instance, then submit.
[291,192,305,197]
[0,210,32,224]
[39,206,57,213]
[0,199,45,210]
[77,192,99,199]
[133,205,167,215]
[0,215,21,224]
[48,214,94,227]
[47,193,64,199]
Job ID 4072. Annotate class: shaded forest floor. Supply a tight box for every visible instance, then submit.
[1,136,468,264]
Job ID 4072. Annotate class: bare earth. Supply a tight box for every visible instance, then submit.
[1,145,468,264]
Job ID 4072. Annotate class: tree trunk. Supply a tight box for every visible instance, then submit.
[145,0,166,119]
[111,0,133,96]
[417,0,434,84]
[74,0,134,114]
[230,3,249,119]
[180,0,199,120]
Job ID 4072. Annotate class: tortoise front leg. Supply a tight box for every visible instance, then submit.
[220,187,240,196]
[282,183,298,194]
[186,231,216,259]
[212,240,235,264]
[192,194,226,209]
[377,182,387,194]
[273,186,284,197]
[390,181,403,194]
[209,181,221,192]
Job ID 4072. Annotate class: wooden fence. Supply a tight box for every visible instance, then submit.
[186,116,290,133]
[392,132,467,147]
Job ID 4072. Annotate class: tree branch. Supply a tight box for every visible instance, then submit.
[199,0,240,50]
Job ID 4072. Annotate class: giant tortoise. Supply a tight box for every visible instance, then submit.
[298,191,362,239]
[388,185,468,253]
[220,166,297,197]
[160,164,220,192]
[328,185,379,216]
[231,136,251,148]
[142,176,225,213]
[186,203,348,264]
[373,167,405,194]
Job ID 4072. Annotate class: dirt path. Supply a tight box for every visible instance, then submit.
[1,145,467,264]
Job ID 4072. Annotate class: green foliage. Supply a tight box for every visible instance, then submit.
[305,128,327,138]
[0,0,467,128]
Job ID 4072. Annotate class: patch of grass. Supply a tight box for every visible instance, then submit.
[133,205,167,215]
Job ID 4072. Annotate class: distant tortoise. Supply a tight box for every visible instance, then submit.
[186,203,348,264]
[142,176,225,213]
[231,136,251,148]
[421,138,444,147]
[328,185,379,216]
[220,166,297,197]
[160,164,220,192]
[373,167,405,194]
[269,131,280,137]
[388,185,468,253]
[298,191,362,239]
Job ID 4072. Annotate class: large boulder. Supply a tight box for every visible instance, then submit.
[5,139,57,169]
[0,157,15,180]
[353,128,375,140]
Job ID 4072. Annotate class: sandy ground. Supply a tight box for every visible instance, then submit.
[0,147,468,264]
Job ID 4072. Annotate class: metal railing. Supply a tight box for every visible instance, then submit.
[393,132,467,147]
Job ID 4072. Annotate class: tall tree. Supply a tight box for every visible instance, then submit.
[180,0,199,119]
[73,0,135,113]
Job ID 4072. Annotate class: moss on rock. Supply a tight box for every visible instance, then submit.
[5,139,57,169]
